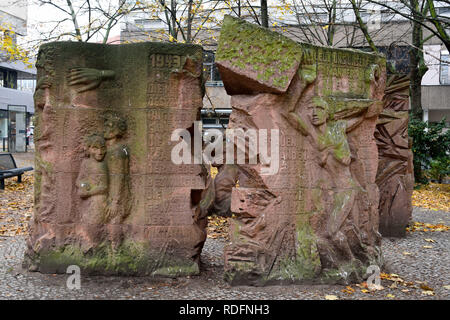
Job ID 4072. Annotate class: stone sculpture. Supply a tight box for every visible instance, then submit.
[214,16,386,285]
[24,42,206,276]
[375,75,414,237]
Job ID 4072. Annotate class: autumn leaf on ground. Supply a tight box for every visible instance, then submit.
[412,183,450,211]
[360,289,370,293]
[407,221,450,233]
[207,215,230,240]
[368,284,384,291]
[419,283,434,291]
[341,286,355,295]
[325,295,338,300]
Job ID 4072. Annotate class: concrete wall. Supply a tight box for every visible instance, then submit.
[422,85,450,124]
[422,86,450,111]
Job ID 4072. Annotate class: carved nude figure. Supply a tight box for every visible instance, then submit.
[76,133,109,223]
[103,113,131,224]
[285,97,366,268]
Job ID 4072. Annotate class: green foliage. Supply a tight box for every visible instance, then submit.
[408,118,450,183]
[426,157,450,183]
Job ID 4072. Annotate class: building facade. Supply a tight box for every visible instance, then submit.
[0,0,36,152]
[120,1,450,126]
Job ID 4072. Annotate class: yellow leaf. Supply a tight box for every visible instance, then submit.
[419,283,434,291]
[361,289,370,293]
[325,295,338,300]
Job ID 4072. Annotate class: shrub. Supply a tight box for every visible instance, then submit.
[408,118,449,183]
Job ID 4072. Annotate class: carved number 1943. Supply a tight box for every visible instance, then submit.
[150,54,182,69]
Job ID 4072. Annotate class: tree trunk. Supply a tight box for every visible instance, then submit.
[409,0,428,121]
[171,0,177,40]
[261,0,268,28]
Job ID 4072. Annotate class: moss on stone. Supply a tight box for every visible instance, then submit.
[36,241,199,276]
[216,15,303,90]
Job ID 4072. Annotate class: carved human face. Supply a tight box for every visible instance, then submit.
[103,120,120,140]
[89,145,106,161]
[310,105,327,126]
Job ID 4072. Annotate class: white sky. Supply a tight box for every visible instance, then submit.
[22,0,122,51]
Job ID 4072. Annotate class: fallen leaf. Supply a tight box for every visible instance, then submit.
[402,251,412,256]
[443,285,450,290]
[423,245,433,249]
[341,286,355,294]
[419,283,434,291]
[424,239,436,243]
[368,284,384,291]
[356,282,368,289]
[422,290,435,296]
[325,295,338,300]
[386,294,395,298]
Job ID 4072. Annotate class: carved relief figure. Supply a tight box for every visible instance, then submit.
[285,97,368,269]
[76,133,109,223]
[33,48,57,219]
[103,113,131,224]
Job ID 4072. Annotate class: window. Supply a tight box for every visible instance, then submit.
[0,68,17,89]
[203,51,222,85]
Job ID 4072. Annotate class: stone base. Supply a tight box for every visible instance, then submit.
[224,256,384,286]
[23,240,200,277]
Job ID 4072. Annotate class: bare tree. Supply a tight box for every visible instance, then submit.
[28,0,144,45]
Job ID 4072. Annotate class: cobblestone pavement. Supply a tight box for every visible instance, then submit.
[0,206,448,300]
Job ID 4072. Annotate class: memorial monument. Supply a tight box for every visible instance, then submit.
[214,16,387,285]
[24,42,207,276]
[25,17,394,286]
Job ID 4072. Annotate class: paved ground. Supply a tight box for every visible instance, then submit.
[1,152,449,300]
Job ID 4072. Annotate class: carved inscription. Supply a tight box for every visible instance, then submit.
[150,54,182,69]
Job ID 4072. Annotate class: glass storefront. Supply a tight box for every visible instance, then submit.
[0,110,7,151]
[7,105,27,152]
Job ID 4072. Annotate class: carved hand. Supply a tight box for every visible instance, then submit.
[67,67,115,93]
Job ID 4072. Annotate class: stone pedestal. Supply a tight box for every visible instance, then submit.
[24,42,206,276]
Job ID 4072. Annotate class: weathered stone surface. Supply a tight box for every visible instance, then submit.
[24,42,206,276]
[375,75,414,237]
[215,16,386,285]
[215,16,303,95]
